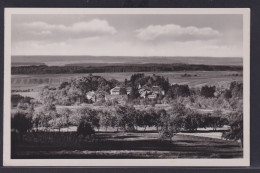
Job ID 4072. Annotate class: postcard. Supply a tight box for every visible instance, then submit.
[3,8,250,166]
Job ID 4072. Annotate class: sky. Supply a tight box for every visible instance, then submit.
[11,14,243,57]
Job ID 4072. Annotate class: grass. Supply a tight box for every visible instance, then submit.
[12,131,242,159]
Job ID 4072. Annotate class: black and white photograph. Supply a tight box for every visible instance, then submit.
[3,8,250,166]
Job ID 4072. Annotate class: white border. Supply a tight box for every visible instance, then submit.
[3,8,250,167]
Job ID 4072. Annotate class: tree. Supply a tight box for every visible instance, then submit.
[115,105,137,131]
[77,120,95,137]
[59,81,70,90]
[222,110,243,147]
[230,81,243,98]
[39,86,57,105]
[37,101,58,130]
[11,112,33,142]
[200,85,216,98]
[129,87,140,100]
[119,87,127,95]
[32,112,41,132]
[141,111,153,131]
[99,111,113,131]
[182,112,202,132]
[148,109,160,131]
[77,107,100,130]
[223,89,232,99]
[59,108,72,128]
[130,73,144,85]
[49,108,72,132]
[124,78,128,86]
[159,111,183,142]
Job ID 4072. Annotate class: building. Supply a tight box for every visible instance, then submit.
[152,86,165,95]
[110,86,121,95]
[126,87,132,95]
[147,93,157,99]
[139,89,152,98]
[105,95,128,105]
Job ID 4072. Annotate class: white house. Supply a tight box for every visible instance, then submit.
[110,86,121,95]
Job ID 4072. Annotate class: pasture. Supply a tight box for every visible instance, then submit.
[12,131,242,159]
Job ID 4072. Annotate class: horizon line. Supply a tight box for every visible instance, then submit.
[11,55,243,59]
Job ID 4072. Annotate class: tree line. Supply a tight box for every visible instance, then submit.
[11,63,242,74]
[12,101,241,143]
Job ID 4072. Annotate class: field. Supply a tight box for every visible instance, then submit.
[11,70,242,90]
[12,131,242,159]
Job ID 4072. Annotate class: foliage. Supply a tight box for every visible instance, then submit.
[11,112,33,141]
[11,94,33,107]
[77,107,100,129]
[99,110,113,131]
[59,81,70,90]
[77,121,95,137]
[115,105,137,131]
[54,75,119,105]
[230,81,243,98]
[129,87,140,100]
[200,85,216,98]
[166,84,190,99]
[222,110,243,147]
[12,64,243,75]
[52,108,72,131]
[129,73,170,92]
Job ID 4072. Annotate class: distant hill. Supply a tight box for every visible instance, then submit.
[12,55,243,66]
[11,62,46,67]
[11,63,242,75]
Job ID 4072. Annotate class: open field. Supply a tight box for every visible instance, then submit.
[11,70,242,90]
[12,131,242,159]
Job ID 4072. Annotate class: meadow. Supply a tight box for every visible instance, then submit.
[12,131,242,159]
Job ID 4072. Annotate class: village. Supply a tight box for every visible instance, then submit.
[86,84,165,105]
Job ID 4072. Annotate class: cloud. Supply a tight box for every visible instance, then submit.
[136,24,221,41]
[13,19,117,42]
[12,38,242,57]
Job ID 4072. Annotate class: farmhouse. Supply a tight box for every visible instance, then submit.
[110,86,121,95]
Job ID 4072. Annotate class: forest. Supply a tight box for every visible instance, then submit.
[11,63,243,74]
